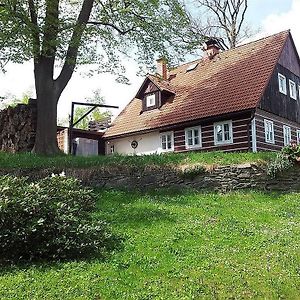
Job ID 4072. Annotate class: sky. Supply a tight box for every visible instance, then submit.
[0,0,299,122]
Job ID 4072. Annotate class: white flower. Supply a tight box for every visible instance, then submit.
[60,171,66,177]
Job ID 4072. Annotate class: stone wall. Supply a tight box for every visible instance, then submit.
[0,100,36,152]
[1,163,300,192]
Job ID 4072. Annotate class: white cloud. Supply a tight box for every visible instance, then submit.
[262,0,300,50]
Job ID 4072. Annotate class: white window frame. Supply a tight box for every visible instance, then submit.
[283,125,291,146]
[289,80,297,100]
[297,130,300,144]
[278,73,287,95]
[264,119,275,144]
[160,131,174,152]
[146,94,155,107]
[185,126,202,149]
[213,120,233,145]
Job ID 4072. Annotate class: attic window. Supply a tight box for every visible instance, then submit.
[146,94,155,107]
[186,63,198,72]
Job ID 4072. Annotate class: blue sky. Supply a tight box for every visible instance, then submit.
[247,0,293,24]
[0,0,299,120]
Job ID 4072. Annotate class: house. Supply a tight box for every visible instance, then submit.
[104,30,300,155]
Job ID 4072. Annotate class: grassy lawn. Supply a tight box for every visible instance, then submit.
[1,189,300,299]
[0,151,275,169]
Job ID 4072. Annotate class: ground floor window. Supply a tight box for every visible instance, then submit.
[297,130,300,144]
[283,125,291,146]
[214,120,233,145]
[264,119,274,144]
[160,132,174,151]
[185,127,201,148]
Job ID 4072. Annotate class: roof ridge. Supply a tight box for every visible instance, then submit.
[169,30,290,72]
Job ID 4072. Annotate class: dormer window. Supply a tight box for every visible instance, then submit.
[146,94,155,107]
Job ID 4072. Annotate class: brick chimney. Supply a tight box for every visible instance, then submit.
[156,58,168,80]
[203,39,220,60]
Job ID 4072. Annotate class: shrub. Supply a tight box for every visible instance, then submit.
[282,142,300,161]
[0,175,114,262]
[267,152,294,178]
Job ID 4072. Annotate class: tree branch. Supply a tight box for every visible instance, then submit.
[55,0,95,98]
[87,21,134,35]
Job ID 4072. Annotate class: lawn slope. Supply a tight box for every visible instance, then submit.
[1,190,300,299]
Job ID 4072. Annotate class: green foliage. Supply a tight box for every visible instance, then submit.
[1,189,300,298]
[0,175,114,262]
[0,1,194,75]
[267,143,300,178]
[73,89,112,130]
[0,151,276,169]
[282,142,300,161]
[267,152,293,178]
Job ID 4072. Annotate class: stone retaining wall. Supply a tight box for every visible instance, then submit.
[1,163,300,192]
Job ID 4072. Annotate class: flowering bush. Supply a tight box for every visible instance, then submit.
[281,142,300,161]
[267,142,300,178]
[0,175,114,262]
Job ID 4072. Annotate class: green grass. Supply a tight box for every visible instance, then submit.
[0,151,275,169]
[1,189,300,299]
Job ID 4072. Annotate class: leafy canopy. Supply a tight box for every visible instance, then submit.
[0,0,195,80]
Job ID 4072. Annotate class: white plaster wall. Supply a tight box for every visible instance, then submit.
[106,131,165,155]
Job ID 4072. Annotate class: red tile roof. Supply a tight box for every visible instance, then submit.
[104,31,289,138]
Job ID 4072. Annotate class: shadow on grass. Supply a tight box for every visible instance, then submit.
[0,234,124,275]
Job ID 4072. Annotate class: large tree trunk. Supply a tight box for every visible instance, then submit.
[32,59,61,155]
[32,91,60,155]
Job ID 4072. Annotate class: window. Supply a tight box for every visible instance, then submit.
[160,132,174,151]
[278,73,287,95]
[214,120,233,145]
[110,145,114,154]
[283,125,291,146]
[185,127,201,148]
[289,80,297,99]
[146,94,155,107]
[264,119,274,144]
[297,130,300,144]
[186,63,198,72]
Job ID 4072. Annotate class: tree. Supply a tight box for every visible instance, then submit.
[73,89,111,130]
[191,0,252,49]
[0,1,193,154]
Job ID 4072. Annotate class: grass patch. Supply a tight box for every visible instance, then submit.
[1,189,300,299]
[0,151,275,169]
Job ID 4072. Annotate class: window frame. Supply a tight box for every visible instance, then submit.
[185,126,202,149]
[213,120,233,145]
[297,129,300,144]
[289,79,297,100]
[278,73,287,95]
[264,119,275,144]
[283,125,292,146]
[146,93,156,108]
[160,131,174,152]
